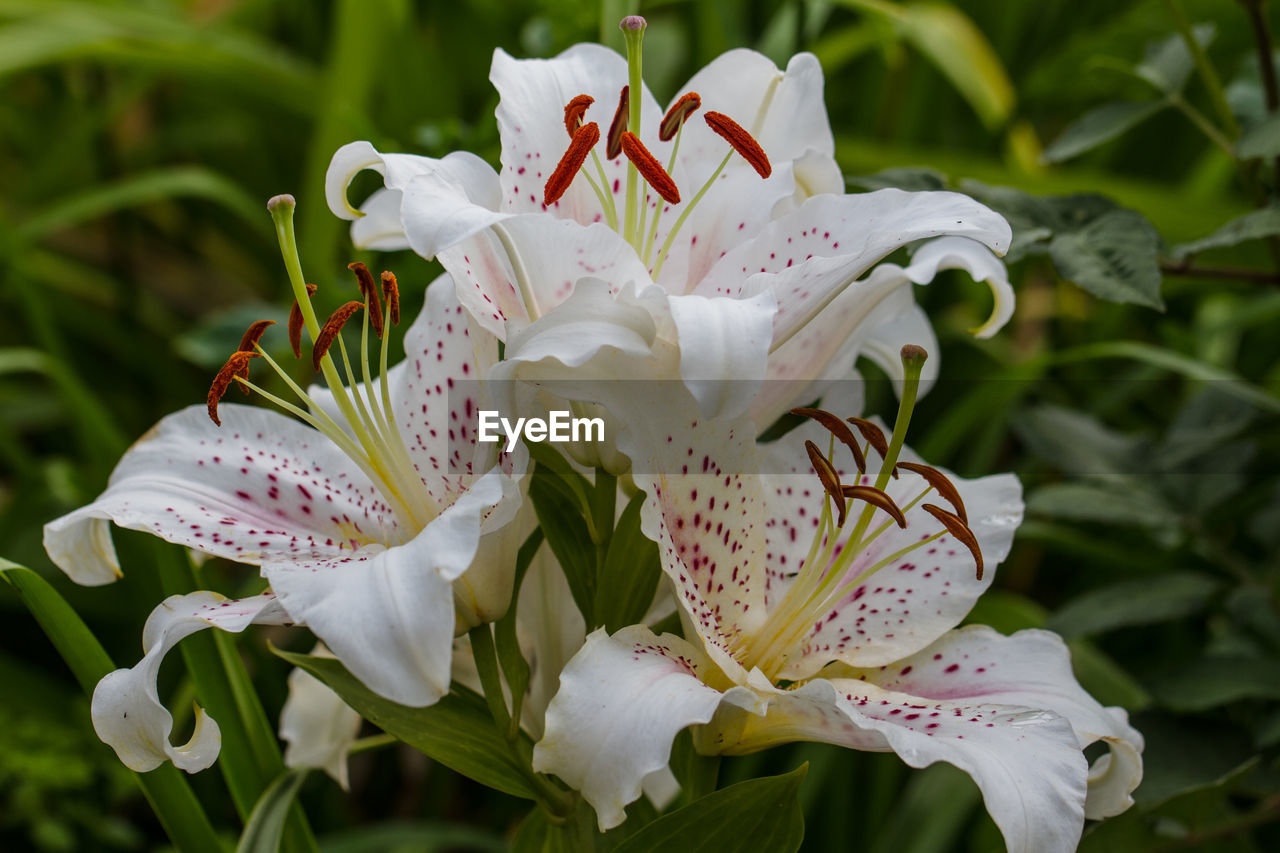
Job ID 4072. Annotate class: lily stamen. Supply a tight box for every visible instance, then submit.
[922,504,984,579]
[606,86,629,160]
[348,261,384,337]
[237,319,276,353]
[564,94,594,136]
[313,301,364,370]
[659,92,701,141]
[544,122,601,206]
[207,351,259,426]
[620,132,680,204]
[288,283,318,358]
[704,111,772,178]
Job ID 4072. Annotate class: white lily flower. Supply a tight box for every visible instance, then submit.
[280,643,362,789]
[44,262,526,772]
[325,27,1014,427]
[531,356,1142,852]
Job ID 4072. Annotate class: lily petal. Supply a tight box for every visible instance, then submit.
[43,404,394,586]
[840,625,1143,820]
[435,215,652,338]
[326,139,500,243]
[491,45,663,226]
[533,626,750,831]
[280,643,362,789]
[756,421,1023,678]
[695,190,1011,346]
[350,187,411,251]
[673,50,834,188]
[667,289,777,419]
[92,592,289,772]
[266,465,506,707]
[732,676,1087,853]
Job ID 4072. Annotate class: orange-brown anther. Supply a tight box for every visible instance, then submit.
[564,94,594,137]
[237,319,276,353]
[313,300,364,371]
[348,262,383,338]
[842,485,908,529]
[896,462,967,523]
[805,439,847,527]
[544,122,601,206]
[620,132,681,205]
[660,92,701,141]
[704,111,772,178]
[922,504,984,580]
[845,417,895,476]
[607,85,629,159]
[208,351,259,426]
[792,407,866,474]
[288,283,318,359]
[380,271,400,326]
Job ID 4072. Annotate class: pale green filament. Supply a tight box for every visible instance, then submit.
[651,150,733,279]
[621,21,645,246]
[641,121,685,266]
[589,148,619,230]
[742,352,937,679]
[265,198,438,531]
[492,221,541,322]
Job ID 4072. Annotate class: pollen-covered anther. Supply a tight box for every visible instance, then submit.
[234,320,275,395]
[846,417,895,478]
[896,461,967,523]
[841,485,908,529]
[348,262,383,337]
[313,301,364,371]
[564,94,594,137]
[804,439,847,527]
[704,111,771,178]
[237,319,276,353]
[288,283,318,359]
[607,85,629,159]
[922,504,984,580]
[544,122,601,206]
[380,271,400,326]
[660,92,701,141]
[620,132,681,204]
[792,407,866,473]
[208,351,260,426]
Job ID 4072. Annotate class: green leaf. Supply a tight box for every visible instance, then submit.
[1147,657,1280,711]
[612,765,807,853]
[529,463,597,624]
[272,647,538,801]
[846,166,948,193]
[1042,100,1166,164]
[1236,112,1280,159]
[1027,481,1178,532]
[1171,206,1280,259]
[1013,405,1144,478]
[237,770,309,853]
[1047,573,1219,639]
[595,491,662,632]
[835,0,1014,130]
[1048,209,1164,309]
[0,561,223,853]
[1129,713,1256,807]
[1134,25,1214,96]
[495,530,544,729]
[867,763,979,853]
[15,167,266,241]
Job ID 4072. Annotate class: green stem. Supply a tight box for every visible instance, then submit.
[1169,94,1236,156]
[1164,0,1239,138]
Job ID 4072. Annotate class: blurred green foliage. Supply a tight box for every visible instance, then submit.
[3,0,1280,850]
